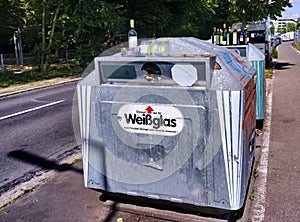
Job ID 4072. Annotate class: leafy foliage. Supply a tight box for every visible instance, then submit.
[0,0,294,70]
[226,0,292,26]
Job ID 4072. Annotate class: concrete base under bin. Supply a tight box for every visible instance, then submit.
[100,190,247,221]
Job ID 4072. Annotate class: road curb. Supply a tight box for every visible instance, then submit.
[246,74,273,222]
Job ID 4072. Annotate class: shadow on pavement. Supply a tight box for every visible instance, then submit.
[274,62,295,70]
[101,202,118,222]
[7,150,82,174]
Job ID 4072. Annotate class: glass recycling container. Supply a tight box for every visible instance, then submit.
[225,44,265,129]
[77,37,256,219]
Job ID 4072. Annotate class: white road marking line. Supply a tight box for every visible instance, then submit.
[0,100,65,121]
[252,78,273,221]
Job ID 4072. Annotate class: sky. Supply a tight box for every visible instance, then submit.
[281,0,300,20]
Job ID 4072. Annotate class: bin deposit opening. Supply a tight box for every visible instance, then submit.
[99,61,207,86]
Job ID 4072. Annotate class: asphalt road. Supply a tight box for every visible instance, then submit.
[0,82,79,194]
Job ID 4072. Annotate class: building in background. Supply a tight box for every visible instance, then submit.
[273,18,297,33]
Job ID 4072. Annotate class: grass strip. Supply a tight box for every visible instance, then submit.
[0,186,37,212]
[0,65,83,88]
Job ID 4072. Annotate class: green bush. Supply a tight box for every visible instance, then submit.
[292,42,300,51]
[272,47,278,59]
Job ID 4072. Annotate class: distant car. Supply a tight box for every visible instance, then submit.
[271,35,277,47]
[276,34,282,45]
[271,34,281,47]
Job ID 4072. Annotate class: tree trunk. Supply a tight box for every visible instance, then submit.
[41,0,46,72]
[44,3,61,69]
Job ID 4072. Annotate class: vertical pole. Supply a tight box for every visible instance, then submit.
[14,32,19,66]
[18,28,24,67]
[1,54,4,74]
[66,49,69,67]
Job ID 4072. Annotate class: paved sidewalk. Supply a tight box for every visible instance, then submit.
[262,43,300,221]
[0,157,227,222]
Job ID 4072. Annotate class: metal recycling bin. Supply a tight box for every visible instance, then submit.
[226,44,265,128]
[77,37,256,218]
[248,44,265,128]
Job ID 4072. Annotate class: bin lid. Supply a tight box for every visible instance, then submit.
[80,37,255,90]
[247,43,265,61]
[165,37,255,90]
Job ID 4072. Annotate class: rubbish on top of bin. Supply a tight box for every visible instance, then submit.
[76,37,256,220]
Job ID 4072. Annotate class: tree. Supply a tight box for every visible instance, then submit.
[69,0,127,65]
[226,0,292,26]
[24,0,127,70]
[0,0,29,52]
[21,0,64,71]
[270,25,275,34]
[112,0,218,39]
[165,0,218,39]
[0,0,294,70]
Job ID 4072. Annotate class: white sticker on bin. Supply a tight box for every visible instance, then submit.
[171,63,197,86]
[117,104,184,136]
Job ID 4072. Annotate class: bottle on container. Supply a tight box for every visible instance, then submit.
[128,19,137,49]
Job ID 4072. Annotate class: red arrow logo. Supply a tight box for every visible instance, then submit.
[145,105,154,114]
